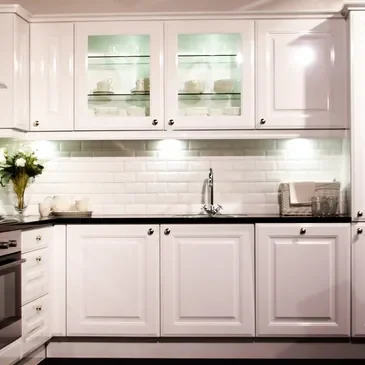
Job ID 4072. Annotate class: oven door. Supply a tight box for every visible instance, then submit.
[0,253,25,351]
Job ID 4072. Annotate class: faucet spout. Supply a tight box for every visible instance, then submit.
[202,168,222,216]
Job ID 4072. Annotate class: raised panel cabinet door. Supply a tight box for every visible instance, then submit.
[161,224,255,336]
[256,19,347,129]
[352,224,365,336]
[75,22,163,131]
[349,12,365,221]
[256,223,350,336]
[30,23,74,131]
[13,15,29,131]
[165,20,255,130]
[67,225,159,336]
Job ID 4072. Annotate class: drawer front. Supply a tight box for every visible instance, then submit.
[22,295,49,356]
[22,227,51,253]
[22,249,49,305]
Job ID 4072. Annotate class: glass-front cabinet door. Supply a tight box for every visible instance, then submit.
[75,22,163,130]
[165,21,254,130]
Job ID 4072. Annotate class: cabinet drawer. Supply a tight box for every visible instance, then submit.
[22,227,51,253]
[22,249,49,305]
[22,295,49,356]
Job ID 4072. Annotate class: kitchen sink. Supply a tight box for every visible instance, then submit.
[173,214,247,218]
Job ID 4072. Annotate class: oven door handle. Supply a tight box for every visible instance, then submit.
[0,258,26,273]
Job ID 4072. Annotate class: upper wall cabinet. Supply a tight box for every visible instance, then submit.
[0,14,29,130]
[74,22,164,131]
[256,19,347,129]
[165,20,255,130]
[30,23,74,131]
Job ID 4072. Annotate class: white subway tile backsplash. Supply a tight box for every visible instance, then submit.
[0,138,346,216]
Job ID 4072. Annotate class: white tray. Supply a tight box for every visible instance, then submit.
[51,211,93,217]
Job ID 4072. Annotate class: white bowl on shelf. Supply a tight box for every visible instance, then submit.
[208,108,223,116]
[185,107,208,116]
[184,80,205,94]
[127,107,146,117]
[214,79,235,93]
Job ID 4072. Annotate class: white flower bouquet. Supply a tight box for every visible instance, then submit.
[0,147,44,214]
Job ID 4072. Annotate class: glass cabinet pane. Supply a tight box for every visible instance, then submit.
[177,34,242,117]
[87,34,150,118]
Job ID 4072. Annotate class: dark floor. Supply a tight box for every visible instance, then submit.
[39,359,365,364]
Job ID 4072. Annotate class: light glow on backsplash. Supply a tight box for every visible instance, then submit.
[0,138,348,216]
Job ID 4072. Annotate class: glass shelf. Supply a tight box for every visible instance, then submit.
[88,93,150,96]
[178,54,237,57]
[88,55,150,59]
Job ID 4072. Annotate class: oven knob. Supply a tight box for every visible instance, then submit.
[9,240,17,247]
[0,242,9,249]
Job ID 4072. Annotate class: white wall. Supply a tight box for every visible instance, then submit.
[0,139,347,216]
[0,0,344,14]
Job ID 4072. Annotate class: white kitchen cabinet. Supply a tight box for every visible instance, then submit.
[349,12,365,221]
[30,23,74,131]
[165,21,254,130]
[352,224,365,336]
[256,19,347,129]
[256,223,350,337]
[161,224,255,336]
[67,225,160,336]
[0,14,29,130]
[22,295,50,356]
[75,22,163,131]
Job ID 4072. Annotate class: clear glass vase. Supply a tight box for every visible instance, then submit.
[8,177,34,215]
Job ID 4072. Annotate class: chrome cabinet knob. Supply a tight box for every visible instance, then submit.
[152,119,158,126]
[300,228,306,235]
[168,119,174,126]
[36,256,42,262]
[358,228,363,235]
[260,118,266,125]
[8,240,17,247]
[148,228,154,236]
[0,242,9,249]
[36,305,42,312]
[358,211,364,217]
[164,228,171,236]
[36,235,42,242]
[33,121,40,127]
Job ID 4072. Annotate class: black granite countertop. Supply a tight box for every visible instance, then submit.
[0,214,352,232]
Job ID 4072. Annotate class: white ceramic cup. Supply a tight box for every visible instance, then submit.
[96,78,113,92]
[52,196,72,212]
[38,202,52,217]
[75,198,90,212]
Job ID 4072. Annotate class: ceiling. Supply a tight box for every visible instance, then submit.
[0,0,344,14]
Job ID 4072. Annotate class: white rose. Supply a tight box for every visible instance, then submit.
[33,160,39,165]
[15,158,26,167]
[0,148,7,164]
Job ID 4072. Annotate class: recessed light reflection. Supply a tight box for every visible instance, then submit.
[157,139,185,158]
[294,46,316,67]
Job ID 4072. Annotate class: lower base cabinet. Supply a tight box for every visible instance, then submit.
[256,223,350,337]
[161,224,255,336]
[22,295,50,356]
[66,225,160,336]
[352,223,365,336]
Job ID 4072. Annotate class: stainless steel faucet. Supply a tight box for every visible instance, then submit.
[202,168,222,216]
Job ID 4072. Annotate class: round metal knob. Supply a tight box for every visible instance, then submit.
[0,242,9,249]
[36,305,42,312]
[358,228,363,235]
[36,235,42,242]
[36,256,42,262]
[33,121,39,127]
[164,228,171,236]
[152,119,158,126]
[300,228,306,235]
[358,211,364,217]
[9,240,17,247]
[148,228,154,236]
[260,118,266,125]
[168,119,174,126]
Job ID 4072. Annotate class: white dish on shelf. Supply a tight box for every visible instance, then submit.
[208,108,223,116]
[185,107,208,116]
[51,211,93,217]
[223,106,241,116]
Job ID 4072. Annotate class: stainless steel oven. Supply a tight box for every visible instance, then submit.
[0,237,25,351]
